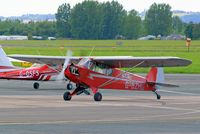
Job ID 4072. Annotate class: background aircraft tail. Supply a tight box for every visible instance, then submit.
[0,46,16,72]
[146,67,178,88]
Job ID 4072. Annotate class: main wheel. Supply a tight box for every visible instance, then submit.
[94,92,102,101]
[33,82,39,89]
[63,91,72,101]
[67,83,73,90]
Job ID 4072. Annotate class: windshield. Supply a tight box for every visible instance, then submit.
[78,58,90,66]
[77,58,92,69]
[77,58,113,75]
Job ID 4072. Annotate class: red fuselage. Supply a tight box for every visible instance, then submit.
[65,62,155,93]
[0,65,59,81]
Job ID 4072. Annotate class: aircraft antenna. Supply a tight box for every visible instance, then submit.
[36,50,41,55]
[89,46,95,56]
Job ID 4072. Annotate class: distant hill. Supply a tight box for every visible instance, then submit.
[0,11,200,23]
[140,10,200,23]
[173,10,200,23]
[180,14,200,23]
[0,14,55,22]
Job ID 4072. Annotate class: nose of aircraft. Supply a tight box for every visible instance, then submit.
[64,64,71,80]
[64,64,79,82]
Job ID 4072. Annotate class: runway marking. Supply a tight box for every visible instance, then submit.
[0,96,200,109]
[94,101,200,113]
[169,102,200,105]
[159,89,200,96]
[0,110,200,126]
[0,96,200,125]
[0,98,200,125]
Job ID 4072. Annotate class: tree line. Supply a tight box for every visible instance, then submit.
[0,19,56,39]
[0,1,200,40]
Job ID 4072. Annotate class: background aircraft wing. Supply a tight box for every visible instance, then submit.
[8,55,80,65]
[9,55,191,67]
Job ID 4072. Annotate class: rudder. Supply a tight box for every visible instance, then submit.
[146,67,164,83]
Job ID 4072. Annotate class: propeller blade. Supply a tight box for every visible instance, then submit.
[56,50,72,81]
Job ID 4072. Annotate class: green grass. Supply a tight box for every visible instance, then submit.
[1,40,199,74]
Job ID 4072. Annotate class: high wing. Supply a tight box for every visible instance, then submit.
[92,56,192,68]
[8,55,191,68]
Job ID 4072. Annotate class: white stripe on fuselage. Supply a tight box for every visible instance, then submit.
[88,73,145,90]
[88,73,126,81]
[0,68,19,73]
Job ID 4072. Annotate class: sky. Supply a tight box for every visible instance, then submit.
[0,0,200,17]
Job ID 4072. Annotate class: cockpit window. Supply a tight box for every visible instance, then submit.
[91,62,113,76]
[78,58,113,76]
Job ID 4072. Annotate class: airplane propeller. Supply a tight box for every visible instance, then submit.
[56,50,73,81]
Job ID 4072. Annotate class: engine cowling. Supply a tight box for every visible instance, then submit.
[64,64,79,83]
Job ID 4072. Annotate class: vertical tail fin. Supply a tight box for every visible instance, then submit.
[0,46,16,72]
[146,67,179,88]
[146,67,164,83]
[0,46,13,67]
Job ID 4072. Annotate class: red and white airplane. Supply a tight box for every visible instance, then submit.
[0,46,66,89]
[9,51,192,101]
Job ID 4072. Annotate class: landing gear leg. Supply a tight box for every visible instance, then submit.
[63,86,84,101]
[33,82,39,89]
[153,90,161,100]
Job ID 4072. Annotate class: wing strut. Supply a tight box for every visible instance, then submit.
[98,61,145,88]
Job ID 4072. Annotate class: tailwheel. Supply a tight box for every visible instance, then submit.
[156,94,161,100]
[67,83,73,90]
[33,82,39,89]
[153,90,161,100]
[63,91,72,101]
[94,92,102,101]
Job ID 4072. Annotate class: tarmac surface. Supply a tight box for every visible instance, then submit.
[0,74,200,134]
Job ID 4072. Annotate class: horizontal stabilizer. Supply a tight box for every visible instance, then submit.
[147,81,179,87]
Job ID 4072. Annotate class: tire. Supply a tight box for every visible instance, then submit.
[67,83,73,90]
[94,92,102,101]
[63,91,71,101]
[33,82,39,89]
